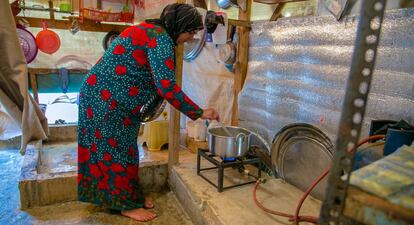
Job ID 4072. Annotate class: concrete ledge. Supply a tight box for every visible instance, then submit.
[47,124,78,142]
[170,159,322,225]
[19,140,170,209]
[170,167,223,225]
[0,135,21,150]
[19,141,77,209]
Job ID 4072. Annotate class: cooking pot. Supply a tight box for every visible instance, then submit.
[208,126,251,158]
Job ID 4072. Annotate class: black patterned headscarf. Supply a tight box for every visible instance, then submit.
[146,3,203,44]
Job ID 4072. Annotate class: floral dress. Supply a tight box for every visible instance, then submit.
[77,22,203,210]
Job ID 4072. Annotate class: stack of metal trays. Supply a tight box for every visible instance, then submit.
[271,123,334,200]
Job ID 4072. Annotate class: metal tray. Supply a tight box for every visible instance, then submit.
[271,123,333,200]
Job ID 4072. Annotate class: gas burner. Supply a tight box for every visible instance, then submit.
[197,149,262,192]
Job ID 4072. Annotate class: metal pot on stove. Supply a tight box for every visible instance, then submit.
[207,126,251,158]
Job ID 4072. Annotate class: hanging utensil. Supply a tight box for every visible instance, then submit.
[102,31,120,50]
[218,25,237,65]
[69,19,80,35]
[16,24,38,64]
[36,20,61,54]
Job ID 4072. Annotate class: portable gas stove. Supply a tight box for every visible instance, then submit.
[197,148,262,192]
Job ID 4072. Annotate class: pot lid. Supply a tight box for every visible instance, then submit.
[271,123,333,200]
[184,29,206,61]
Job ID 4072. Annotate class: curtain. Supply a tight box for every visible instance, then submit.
[0,1,48,154]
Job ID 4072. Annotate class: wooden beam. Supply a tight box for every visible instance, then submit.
[16,16,129,33]
[28,68,88,74]
[29,69,39,104]
[193,0,207,10]
[168,44,183,169]
[270,3,286,21]
[254,0,307,5]
[231,0,252,126]
[228,19,251,28]
[48,1,55,20]
[169,0,186,169]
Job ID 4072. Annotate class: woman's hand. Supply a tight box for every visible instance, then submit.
[201,108,220,121]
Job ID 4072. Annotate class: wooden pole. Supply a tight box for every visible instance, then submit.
[231,0,252,126]
[193,0,207,9]
[48,1,55,20]
[270,3,286,21]
[168,0,186,170]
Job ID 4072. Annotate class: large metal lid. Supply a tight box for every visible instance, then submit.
[184,30,206,61]
[271,123,333,200]
[184,8,207,62]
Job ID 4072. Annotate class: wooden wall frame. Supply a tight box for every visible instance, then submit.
[231,0,253,126]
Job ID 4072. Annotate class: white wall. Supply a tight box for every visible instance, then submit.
[27,28,105,69]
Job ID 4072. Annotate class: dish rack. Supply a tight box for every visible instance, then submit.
[79,0,134,23]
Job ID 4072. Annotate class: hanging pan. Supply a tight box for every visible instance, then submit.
[36,20,61,54]
[16,24,38,64]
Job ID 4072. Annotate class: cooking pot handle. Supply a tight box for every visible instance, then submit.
[236,133,247,150]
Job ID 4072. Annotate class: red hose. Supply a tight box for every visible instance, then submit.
[253,134,385,224]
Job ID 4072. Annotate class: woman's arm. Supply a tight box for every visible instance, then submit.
[147,34,204,121]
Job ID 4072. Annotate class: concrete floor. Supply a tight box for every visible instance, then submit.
[0,148,194,225]
[1,134,322,225]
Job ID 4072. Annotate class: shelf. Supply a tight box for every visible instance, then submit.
[20,6,74,14]
[16,16,130,33]
[344,145,414,225]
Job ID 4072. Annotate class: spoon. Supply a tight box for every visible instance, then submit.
[216,120,233,137]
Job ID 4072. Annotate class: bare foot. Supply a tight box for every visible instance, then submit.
[121,208,157,222]
[145,197,154,209]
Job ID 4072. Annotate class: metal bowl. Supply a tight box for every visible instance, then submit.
[139,95,167,122]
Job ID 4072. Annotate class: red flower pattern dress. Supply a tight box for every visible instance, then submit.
[77,22,203,210]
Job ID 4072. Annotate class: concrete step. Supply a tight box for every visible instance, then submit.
[19,140,169,209]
